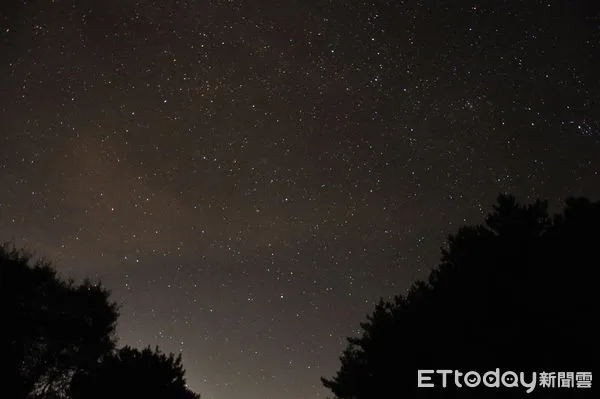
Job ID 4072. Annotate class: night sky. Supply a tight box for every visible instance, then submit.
[1,1,599,398]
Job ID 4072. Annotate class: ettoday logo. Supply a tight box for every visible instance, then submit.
[418,369,537,393]
[418,369,593,392]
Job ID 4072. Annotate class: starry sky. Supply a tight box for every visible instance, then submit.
[1,1,599,398]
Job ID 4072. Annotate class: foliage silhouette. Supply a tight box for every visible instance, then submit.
[1,244,119,398]
[69,345,200,399]
[322,194,597,398]
[1,243,200,399]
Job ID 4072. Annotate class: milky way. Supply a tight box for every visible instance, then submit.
[1,1,599,398]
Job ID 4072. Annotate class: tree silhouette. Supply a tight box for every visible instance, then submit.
[1,244,119,398]
[322,194,597,398]
[69,345,200,399]
[1,243,201,399]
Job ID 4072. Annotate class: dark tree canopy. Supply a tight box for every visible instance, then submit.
[1,243,200,399]
[322,194,598,398]
[70,346,200,399]
[1,244,119,398]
